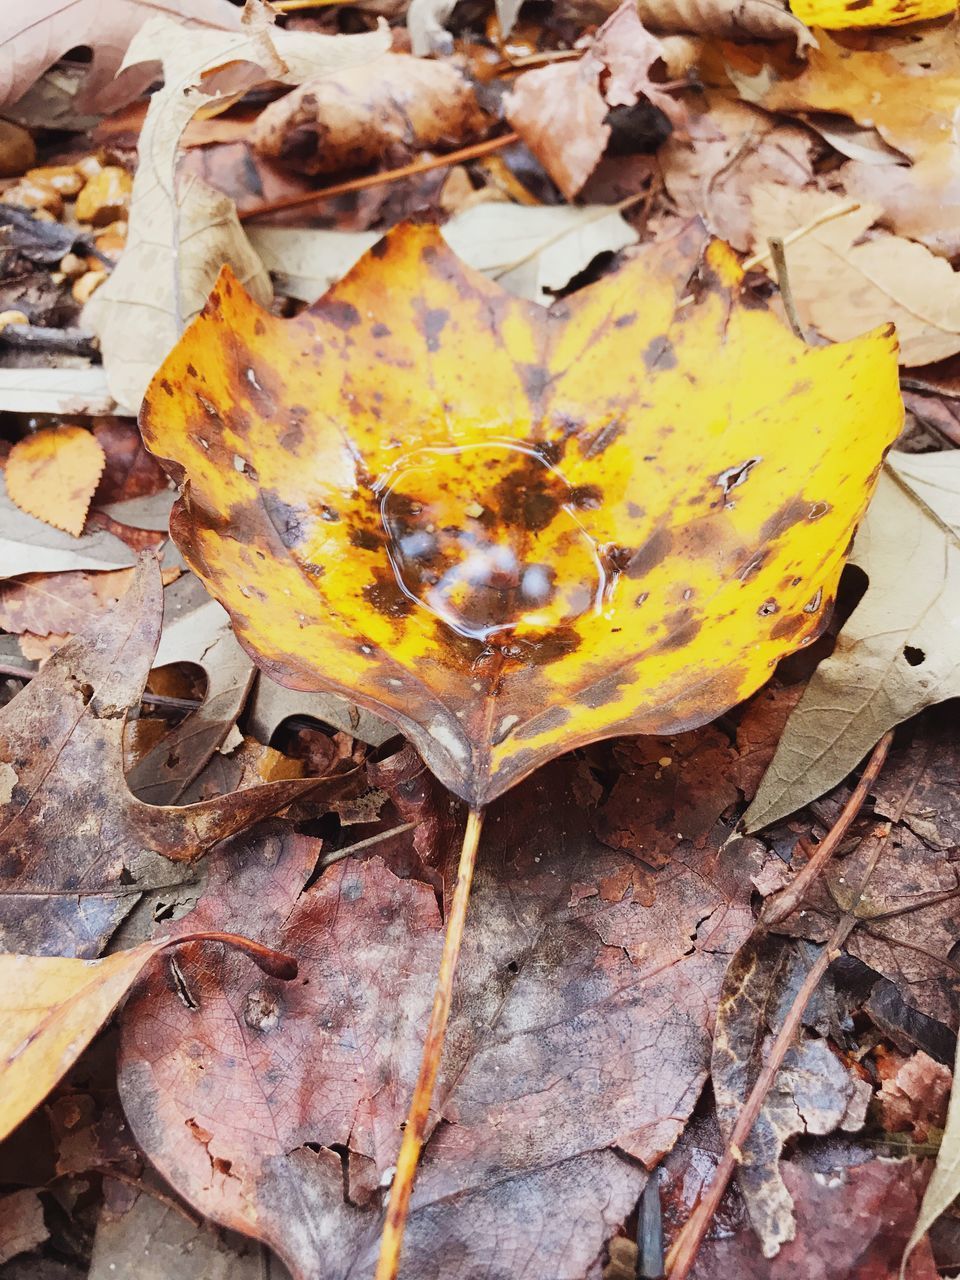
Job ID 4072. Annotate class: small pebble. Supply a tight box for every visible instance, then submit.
[71,270,107,305]
[1,177,63,216]
[74,165,132,225]
[0,309,28,330]
[26,164,83,196]
[59,252,86,278]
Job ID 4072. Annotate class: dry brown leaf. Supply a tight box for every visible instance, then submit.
[5,426,106,537]
[83,6,389,410]
[659,93,813,251]
[635,0,814,47]
[840,157,960,261]
[0,931,296,1146]
[750,183,960,366]
[250,53,489,176]
[0,0,241,114]
[505,1,687,199]
[0,567,137,636]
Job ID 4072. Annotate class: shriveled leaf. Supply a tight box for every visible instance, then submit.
[118,760,769,1279]
[790,0,953,29]
[0,479,136,579]
[6,426,105,537]
[0,557,345,958]
[0,0,241,114]
[249,202,640,306]
[751,185,960,366]
[141,221,901,806]
[746,453,960,831]
[659,93,814,252]
[84,7,389,410]
[505,2,687,199]
[637,0,814,46]
[0,930,296,1146]
[250,53,488,176]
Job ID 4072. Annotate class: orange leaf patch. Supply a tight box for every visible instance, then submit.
[6,426,106,538]
[141,222,902,806]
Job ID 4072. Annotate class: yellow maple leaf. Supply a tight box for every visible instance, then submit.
[141,221,902,807]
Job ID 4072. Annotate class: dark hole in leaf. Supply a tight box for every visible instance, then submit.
[903,645,926,667]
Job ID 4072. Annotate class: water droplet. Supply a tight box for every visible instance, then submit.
[377,441,606,642]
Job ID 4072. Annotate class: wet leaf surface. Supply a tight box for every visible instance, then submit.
[118,755,769,1279]
[141,220,901,806]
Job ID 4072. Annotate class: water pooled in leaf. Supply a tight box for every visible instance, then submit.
[378,442,606,642]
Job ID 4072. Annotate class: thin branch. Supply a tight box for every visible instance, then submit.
[375,806,485,1280]
[768,235,806,343]
[240,133,521,222]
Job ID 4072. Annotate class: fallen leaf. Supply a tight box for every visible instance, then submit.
[247,674,394,748]
[84,6,389,410]
[5,426,105,537]
[248,201,640,305]
[745,453,960,830]
[125,574,256,804]
[0,567,138,637]
[727,28,960,163]
[876,1049,951,1143]
[0,366,118,416]
[790,0,953,26]
[659,93,814,251]
[840,157,960,260]
[0,0,241,114]
[0,557,347,958]
[712,934,870,1256]
[0,1189,48,1265]
[906,1030,960,1268]
[0,479,136,579]
[636,0,814,46]
[118,760,768,1279]
[141,220,901,806]
[505,1,687,199]
[87,1191,272,1280]
[250,53,488,176]
[92,420,171,506]
[750,184,960,366]
[0,930,297,1146]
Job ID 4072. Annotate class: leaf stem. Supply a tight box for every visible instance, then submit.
[375,804,485,1280]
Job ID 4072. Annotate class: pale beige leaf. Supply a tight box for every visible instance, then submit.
[745,453,960,831]
[750,184,960,366]
[0,0,241,113]
[841,153,960,261]
[83,7,389,410]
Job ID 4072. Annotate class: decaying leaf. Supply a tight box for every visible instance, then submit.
[658,93,814,252]
[0,0,241,114]
[0,1189,48,1265]
[0,567,141,637]
[84,6,389,409]
[5,426,105,537]
[505,1,687,199]
[0,557,345,958]
[250,53,488,176]
[905,1028,960,1270]
[248,201,641,307]
[712,934,870,1256]
[746,453,960,831]
[141,220,901,806]
[636,0,814,46]
[750,186,960,366]
[0,930,296,1146]
[118,760,769,1279]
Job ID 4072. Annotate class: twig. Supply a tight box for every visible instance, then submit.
[767,236,806,343]
[240,133,521,221]
[0,324,99,358]
[665,750,924,1279]
[742,199,860,271]
[761,730,894,927]
[375,805,486,1280]
[0,662,202,712]
[317,822,416,869]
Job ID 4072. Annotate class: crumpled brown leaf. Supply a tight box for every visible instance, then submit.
[0,557,346,959]
[505,1,687,199]
[118,754,772,1279]
[250,53,489,177]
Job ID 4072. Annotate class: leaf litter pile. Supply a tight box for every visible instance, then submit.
[1,1,960,1279]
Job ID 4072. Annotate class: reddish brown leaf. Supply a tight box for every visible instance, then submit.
[118,755,772,1279]
[0,557,348,959]
[91,420,171,507]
